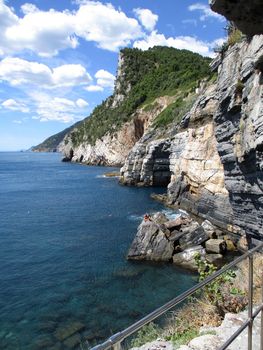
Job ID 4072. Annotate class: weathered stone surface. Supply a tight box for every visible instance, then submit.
[127,220,174,262]
[205,239,227,254]
[210,0,263,36]
[201,220,216,238]
[179,224,209,250]
[205,253,224,265]
[130,339,174,350]
[172,245,206,271]
[54,322,85,342]
[213,35,263,240]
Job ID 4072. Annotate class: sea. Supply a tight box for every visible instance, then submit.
[0,152,197,349]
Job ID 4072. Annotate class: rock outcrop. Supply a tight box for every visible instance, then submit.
[210,0,263,36]
[127,212,236,271]
[121,84,235,232]
[60,97,172,166]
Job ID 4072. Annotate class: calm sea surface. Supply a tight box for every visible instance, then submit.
[0,152,196,349]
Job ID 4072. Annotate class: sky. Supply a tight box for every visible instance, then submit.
[0,0,226,151]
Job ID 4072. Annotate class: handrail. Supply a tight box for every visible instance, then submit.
[90,241,263,350]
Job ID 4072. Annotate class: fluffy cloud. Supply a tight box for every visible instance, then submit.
[30,93,89,123]
[188,3,225,22]
[74,2,142,52]
[2,98,29,113]
[133,31,220,57]
[0,0,143,56]
[95,69,115,88]
[0,57,92,88]
[85,69,115,92]
[76,98,89,108]
[133,8,158,32]
[85,85,104,92]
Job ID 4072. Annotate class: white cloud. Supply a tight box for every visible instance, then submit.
[133,31,216,57]
[3,4,77,57]
[0,57,92,88]
[85,69,115,92]
[76,98,89,108]
[0,0,143,56]
[95,69,115,88]
[188,3,225,22]
[133,8,158,32]
[13,120,23,124]
[20,3,39,15]
[85,85,104,92]
[74,2,142,52]
[2,98,29,113]
[29,92,89,123]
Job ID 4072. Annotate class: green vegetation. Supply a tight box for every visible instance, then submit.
[67,46,212,146]
[130,323,161,348]
[215,23,243,55]
[153,94,196,128]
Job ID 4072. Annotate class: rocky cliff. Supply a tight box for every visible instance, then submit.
[58,47,212,165]
[121,34,263,240]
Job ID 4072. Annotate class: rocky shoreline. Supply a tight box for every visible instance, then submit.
[127,210,244,272]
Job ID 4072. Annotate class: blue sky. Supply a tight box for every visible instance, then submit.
[0,0,226,151]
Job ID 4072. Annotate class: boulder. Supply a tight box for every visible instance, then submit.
[205,253,224,266]
[164,216,189,230]
[152,212,169,224]
[205,239,227,254]
[127,220,174,262]
[201,220,217,238]
[173,245,206,271]
[179,224,209,250]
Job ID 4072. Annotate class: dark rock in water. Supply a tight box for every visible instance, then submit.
[205,239,227,254]
[54,321,85,342]
[179,223,209,250]
[210,0,263,36]
[49,343,63,350]
[63,333,81,349]
[127,220,174,262]
[173,245,206,271]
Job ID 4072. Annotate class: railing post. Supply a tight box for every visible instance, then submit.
[248,254,254,350]
[261,266,263,350]
[113,341,122,350]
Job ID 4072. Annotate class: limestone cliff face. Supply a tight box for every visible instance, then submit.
[213,35,263,239]
[121,84,234,232]
[60,96,172,166]
[121,35,263,239]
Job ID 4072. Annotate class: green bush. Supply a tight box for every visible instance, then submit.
[130,323,161,347]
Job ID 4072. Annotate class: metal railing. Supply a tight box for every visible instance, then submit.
[91,242,263,350]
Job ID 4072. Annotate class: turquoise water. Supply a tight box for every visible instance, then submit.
[0,152,196,349]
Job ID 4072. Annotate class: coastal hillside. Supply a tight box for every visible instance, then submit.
[33,47,212,164]
[31,124,80,152]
